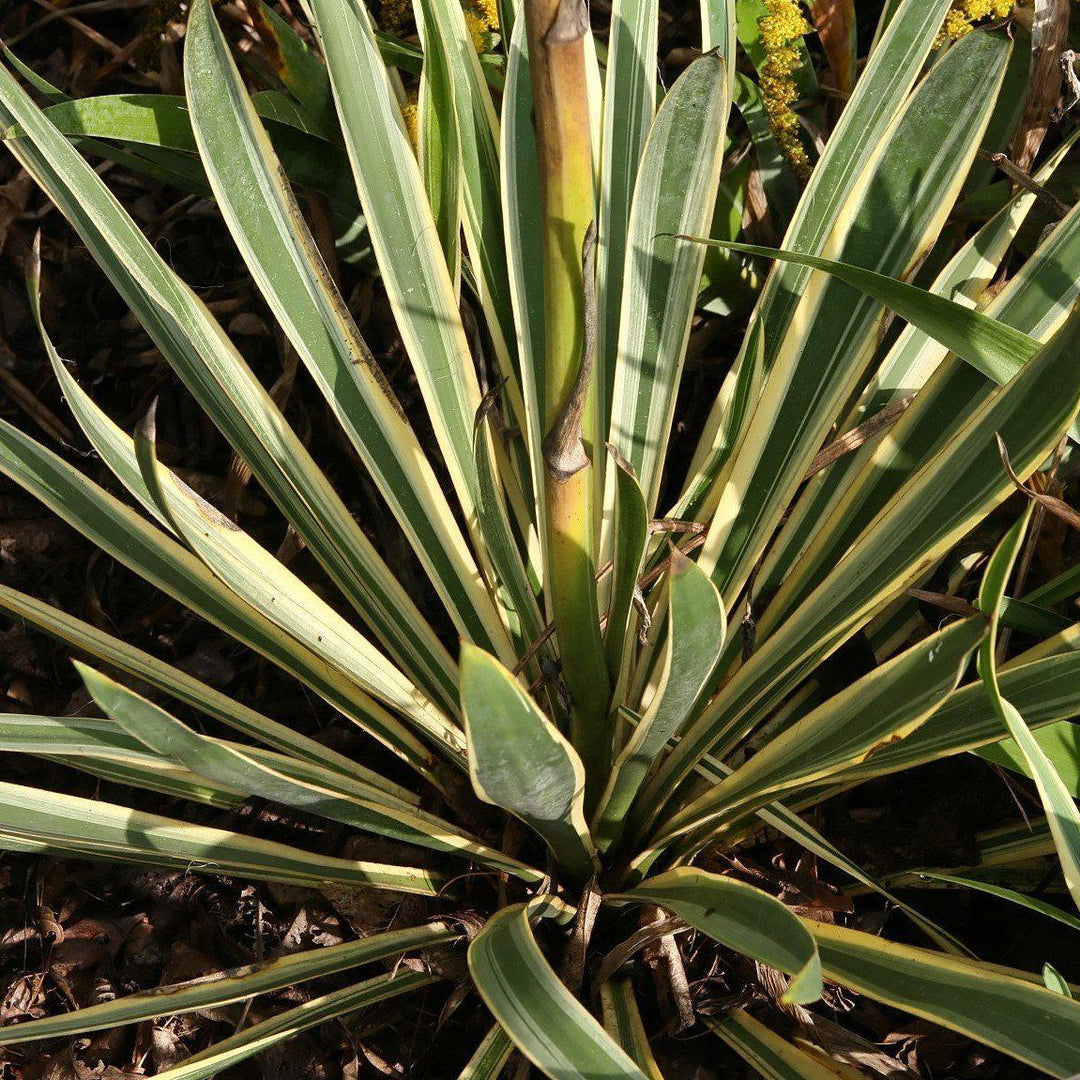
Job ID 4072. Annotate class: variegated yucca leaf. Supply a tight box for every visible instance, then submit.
[3,0,1080,1076]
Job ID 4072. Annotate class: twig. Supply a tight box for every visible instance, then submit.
[803,395,915,481]
[592,915,689,1004]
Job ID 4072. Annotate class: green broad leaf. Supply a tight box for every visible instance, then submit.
[460,645,596,884]
[602,448,650,686]
[918,873,1080,934]
[0,583,398,792]
[622,867,823,1005]
[597,549,726,851]
[183,0,506,694]
[27,93,360,217]
[599,975,665,1080]
[640,294,1080,819]
[0,780,445,895]
[976,721,1080,796]
[977,508,1080,911]
[807,919,1080,1078]
[306,0,488,537]
[0,49,201,202]
[30,94,204,151]
[595,0,659,438]
[143,971,439,1080]
[457,1025,514,1080]
[607,51,729,513]
[695,27,1014,606]
[78,663,543,883]
[0,922,455,1044]
[651,618,984,845]
[1044,963,1073,998]
[705,1010,840,1080]
[468,901,650,1080]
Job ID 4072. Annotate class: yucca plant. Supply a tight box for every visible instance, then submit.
[3,0,1080,1075]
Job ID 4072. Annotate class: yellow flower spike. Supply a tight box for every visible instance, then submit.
[758,0,812,178]
[464,8,487,50]
[936,0,1013,46]
[462,0,498,52]
[471,0,499,30]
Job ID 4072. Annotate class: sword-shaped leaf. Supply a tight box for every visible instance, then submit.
[697,28,1012,604]
[602,448,649,685]
[755,129,1080,601]
[607,52,729,512]
[621,867,823,1005]
[146,971,440,1080]
[683,0,953,523]
[597,549,725,850]
[595,0,660,437]
[977,507,1080,910]
[468,901,649,1080]
[0,923,455,1044]
[638,299,1080,815]
[706,1011,841,1080]
[651,617,983,845]
[306,0,487,537]
[599,976,664,1079]
[0,782,444,895]
[78,663,542,883]
[807,919,1080,1078]
[0,583,393,790]
[456,1025,514,1080]
[130,403,465,768]
[0,418,443,785]
[184,0,504,690]
[415,0,524,427]
[415,0,462,285]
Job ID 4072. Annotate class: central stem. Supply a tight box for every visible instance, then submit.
[524,0,611,805]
